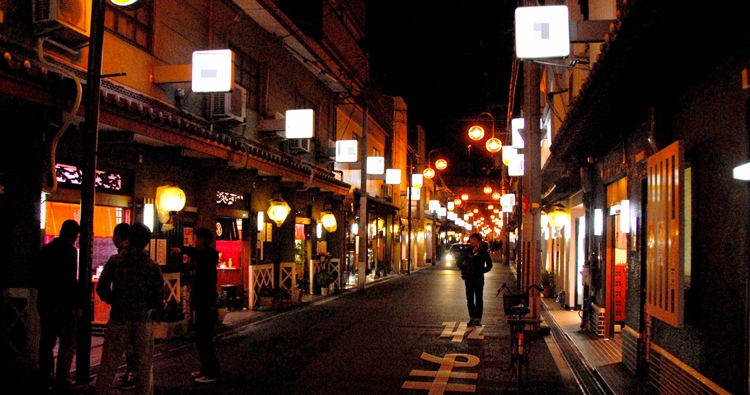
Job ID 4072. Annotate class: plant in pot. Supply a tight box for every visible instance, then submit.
[152,300,188,340]
[257,285,275,309]
[316,271,335,296]
[217,291,228,324]
[541,268,555,298]
[294,278,310,303]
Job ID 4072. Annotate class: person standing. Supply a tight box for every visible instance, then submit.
[37,219,82,392]
[172,227,220,384]
[457,232,494,327]
[95,223,164,395]
[110,223,138,391]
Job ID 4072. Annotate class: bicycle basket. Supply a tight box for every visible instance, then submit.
[502,293,529,315]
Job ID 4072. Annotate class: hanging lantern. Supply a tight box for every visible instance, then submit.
[485,137,502,153]
[423,167,436,179]
[435,158,448,170]
[320,211,337,232]
[267,197,291,227]
[483,186,493,194]
[468,125,485,141]
[156,185,186,212]
[461,193,469,201]
[454,198,462,206]
[491,191,502,200]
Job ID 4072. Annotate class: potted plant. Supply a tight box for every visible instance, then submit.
[152,300,188,340]
[316,271,335,296]
[257,285,275,309]
[541,268,555,298]
[294,278,310,303]
[217,291,228,324]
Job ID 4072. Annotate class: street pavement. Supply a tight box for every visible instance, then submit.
[87,260,581,394]
[131,264,580,394]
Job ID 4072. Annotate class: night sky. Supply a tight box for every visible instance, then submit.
[367,0,518,179]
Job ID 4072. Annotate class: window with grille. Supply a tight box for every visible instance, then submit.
[646,140,684,328]
[104,0,153,52]
[231,46,262,113]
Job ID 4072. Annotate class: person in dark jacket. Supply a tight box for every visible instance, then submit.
[95,223,164,395]
[457,232,493,327]
[172,227,220,383]
[37,219,81,391]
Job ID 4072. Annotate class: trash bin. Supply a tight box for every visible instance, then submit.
[221,284,238,309]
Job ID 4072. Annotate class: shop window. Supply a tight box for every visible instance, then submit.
[230,46,263,113]
[646,140,685,328]
[104,0,153,52]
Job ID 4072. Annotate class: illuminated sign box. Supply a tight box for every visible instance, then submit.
[367,157,385,175]
[336,140,358,162]
[385,169,401,185]
[515,5,570,59]
[192,49,234,92]
[508,154,525,176]
[285,109,315,139]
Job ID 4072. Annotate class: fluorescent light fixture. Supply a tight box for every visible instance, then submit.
[620,200,630,233]
[257,211,264,232]
[515,5,570,59]
[511,117,525,148]
[508,153,525,176]
[316,223,322,238]
[285,109,315,138]
[366,156,385,175]
[594,208,603,236]
[385,168,401,184]
[192,49,234,92]
[351,223,358,235]
[411,173,424,188]
[335,140,358,162]
[733,162,750,180]
[409,187,421,200]
[40,193,46,229]
[144,203,155,232]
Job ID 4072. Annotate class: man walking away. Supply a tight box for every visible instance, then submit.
[37,219,82,392]
[172,227,220,383]
[457,232,493,327]
[95,223,164,395]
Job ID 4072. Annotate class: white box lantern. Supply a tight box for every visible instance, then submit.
[192,49,234,93]
[515,5,570,59]
[285,109,315,139]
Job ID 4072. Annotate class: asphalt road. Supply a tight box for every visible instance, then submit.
[148,262,579,394]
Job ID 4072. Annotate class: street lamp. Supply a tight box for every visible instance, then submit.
[468,112,503,153]
[423,150,447,179]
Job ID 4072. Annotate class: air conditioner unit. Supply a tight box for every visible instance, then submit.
[210,85,247,123]
[288,138,311,154]
[32,0,92,44]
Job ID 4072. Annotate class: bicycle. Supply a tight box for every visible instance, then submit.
[496,283,544,389]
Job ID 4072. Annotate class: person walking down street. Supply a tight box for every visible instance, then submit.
[110,223,139,391]
[171,227,221,384]
[95,223,164,395]
[37,219,83,392]
[457,232,494,327]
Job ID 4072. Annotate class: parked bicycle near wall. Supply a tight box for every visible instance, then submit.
[497,283,544,389]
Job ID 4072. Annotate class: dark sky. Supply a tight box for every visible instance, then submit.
[366,0,518,178]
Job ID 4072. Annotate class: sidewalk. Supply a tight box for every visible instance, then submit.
[541,297,654,395]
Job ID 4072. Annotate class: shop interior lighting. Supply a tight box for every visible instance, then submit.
[594,208,604,236]
[620,200,630,233]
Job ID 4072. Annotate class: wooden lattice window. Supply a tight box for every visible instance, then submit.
[646,141,684,327]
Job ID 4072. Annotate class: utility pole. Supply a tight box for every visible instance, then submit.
[76,0,105,385]
[521,25,542,322]
[358,105,368,291]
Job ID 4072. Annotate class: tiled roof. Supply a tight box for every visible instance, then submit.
[1,49,350,194]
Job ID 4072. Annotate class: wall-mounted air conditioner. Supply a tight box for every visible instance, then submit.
[288,138,311,154]
[210,85,247,123]
[32,0,92,44]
